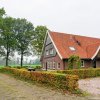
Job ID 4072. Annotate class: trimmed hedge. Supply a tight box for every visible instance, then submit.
[0,67,79,91]
[56,68,100,79]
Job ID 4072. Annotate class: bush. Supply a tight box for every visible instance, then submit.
[0,67,79,91]
[68,55,81,69]
[56,68,100,79]
[66,75,79,91]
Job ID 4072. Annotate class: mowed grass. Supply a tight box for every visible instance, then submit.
[0,64,41,68]
[0,66,4,69]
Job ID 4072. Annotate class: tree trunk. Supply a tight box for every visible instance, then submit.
[21,51,23,67]
[6,51,9,66]
[6,42,9,66]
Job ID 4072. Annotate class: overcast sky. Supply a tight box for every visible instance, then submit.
[0,0,100,38]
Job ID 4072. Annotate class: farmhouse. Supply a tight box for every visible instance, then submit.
[41,31,100,70]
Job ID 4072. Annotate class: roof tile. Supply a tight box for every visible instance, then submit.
[49,31,100,59]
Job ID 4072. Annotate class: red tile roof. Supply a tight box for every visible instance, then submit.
[49,31,100,59]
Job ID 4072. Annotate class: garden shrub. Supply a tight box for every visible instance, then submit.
[66,75,79,91]
[56,68,100,79]
[0,67,79,91]
[68,55,81,69]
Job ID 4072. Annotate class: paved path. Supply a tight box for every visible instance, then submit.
[79,77,100,100]
[0,73,86,100]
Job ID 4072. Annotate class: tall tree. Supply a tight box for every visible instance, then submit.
[14,18,34,67]
[32,26,47,55]
[0,17,16,66]
[0,8,5,18]
[0,8,6,57]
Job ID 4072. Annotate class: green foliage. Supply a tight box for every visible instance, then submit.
[32,26,48,55]
[0,17,16,66]
[0,8,5,17]
[0,67,79,91]
[0,8,47,67]
[68,55,81,69]
[14,18,34,67]
[66,74,79,91]
[56,68,100,79]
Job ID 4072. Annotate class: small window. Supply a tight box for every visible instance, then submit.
[69,46,76,51]
[46,50,49,55]
[53,62,56,69]
[50,62,52,69]
[47,61,50,69]
[57,63,60,69]
[42,63,45,69]
[81,60,84,67]
[50,49,54,55]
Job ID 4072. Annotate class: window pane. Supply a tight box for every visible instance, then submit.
[57,63,60,69]
[46,50,49,55]
[81,60,84,67]
[50,49,54,55]
[50,62,52,69]
[53,62,55,69]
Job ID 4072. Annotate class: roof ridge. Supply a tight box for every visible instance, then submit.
[50,31,100,40]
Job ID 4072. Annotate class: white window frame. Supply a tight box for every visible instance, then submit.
[57,63,60,69]
[50,49,54,55]
[50,62,52,69]
[81,60,84,67]
[47,61,50,69]
[42,63,45,69]
[53,62,56,69]
[46,50,49,55]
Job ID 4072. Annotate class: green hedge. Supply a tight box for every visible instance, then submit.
[0,67,79,91]
[56,68,100,79]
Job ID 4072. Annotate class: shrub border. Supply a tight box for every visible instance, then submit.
[0,67,79,91]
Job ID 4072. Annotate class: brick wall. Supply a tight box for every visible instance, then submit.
[96,59,100,68]
[42,53,64,70]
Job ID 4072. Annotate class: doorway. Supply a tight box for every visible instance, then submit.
[45,62,47,71]
[92,59,96,68]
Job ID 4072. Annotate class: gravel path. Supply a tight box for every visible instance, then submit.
[0,73,86,100]
[0,73,100,100]
[79,77,100,99]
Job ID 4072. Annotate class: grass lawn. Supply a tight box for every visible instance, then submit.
[0,64,41,68]
[0,66,4,69]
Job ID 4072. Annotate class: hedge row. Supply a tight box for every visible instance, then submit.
[0,67,79,91]
[56,68,100,79]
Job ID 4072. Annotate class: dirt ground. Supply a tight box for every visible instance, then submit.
[0,73,99,100]
[79,77,100,99]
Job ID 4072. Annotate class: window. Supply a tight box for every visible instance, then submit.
[69,46,76,51]
[50,49,54,55]
[81,60,84,67]
[47,61,50,69]
[46,50,49,55]
[57,63,60,69]
[42,63,45,69]
[53,62,56,69]
[50,62,52,69]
